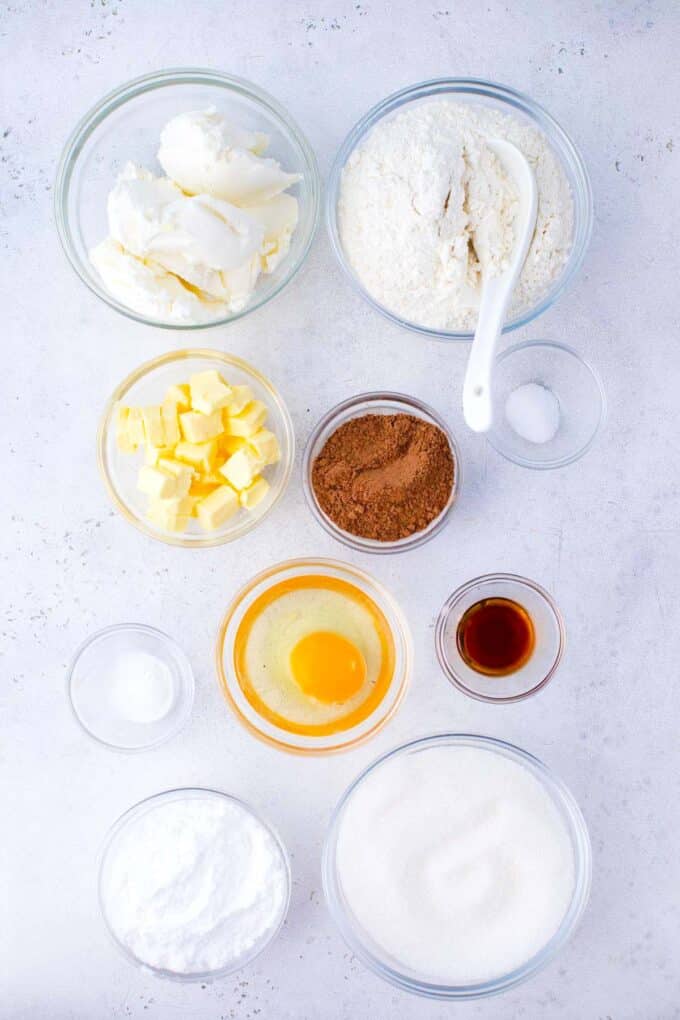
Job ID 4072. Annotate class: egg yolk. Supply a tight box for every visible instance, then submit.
[289,631,366,704]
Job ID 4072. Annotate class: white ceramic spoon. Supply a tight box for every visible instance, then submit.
[462,140,538,433]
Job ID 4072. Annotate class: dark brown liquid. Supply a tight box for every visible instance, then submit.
[456,597,535,676]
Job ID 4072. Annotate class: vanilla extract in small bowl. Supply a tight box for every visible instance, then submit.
[436,574,564,704]
[456,597,535,677]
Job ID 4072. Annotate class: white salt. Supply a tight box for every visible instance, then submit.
[109,650,175,724]
[505,382,560,444]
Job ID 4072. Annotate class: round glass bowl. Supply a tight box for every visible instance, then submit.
[55,68,320,329]
[216,558,411,754]
[436,574,565,703]
[98,349,294,547]
[68,624,194,751]
[326,78,593,341]
[488,340,606,469]
[99,788,291,981]
[322,733,591,1000]
[302,392,460,554]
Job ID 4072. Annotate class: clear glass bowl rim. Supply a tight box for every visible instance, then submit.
[487,339,607,469]
[326,76,594,342]
[67,622,195,752]
[215,556,412,754]
[54,66,321,330]
[98,787,292,981]
[435,572,565,703]
[97,347,295,548]
[322,732,592,1000]
[302,391,461,554]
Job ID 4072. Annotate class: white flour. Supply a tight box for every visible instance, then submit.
[338,100,573,331]
[101,795,288,975]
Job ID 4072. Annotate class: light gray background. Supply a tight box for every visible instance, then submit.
[2,1,679,1017]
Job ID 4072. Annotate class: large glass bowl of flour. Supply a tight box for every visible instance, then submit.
[327,79,592,341]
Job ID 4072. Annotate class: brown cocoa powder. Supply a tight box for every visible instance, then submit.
[311,413,455,542]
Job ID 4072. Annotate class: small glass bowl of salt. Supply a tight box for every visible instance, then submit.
[68,624,194,751]
[488,340,606,469]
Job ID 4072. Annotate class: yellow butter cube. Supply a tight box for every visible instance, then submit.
[199,470,227,485]
[239,476,270,510]
[137,465,177,499]
[175,440,219,474]
[142,406,166,448]
[165,383,191,411]
[223,400,267,438]
[179,409,224,444]
[145,444,174,466]
[147,495,192,532]
[126,407,146,447]
[157,458,194,497]
[226,384,253,416]
[189,370,233,415]
[189,478,220,500]
[218,434,247,458]
[249,428,281,466]
[219,447,264,490]
[196,485,240,531]
[116,406,137,452]
[161,399,181,446]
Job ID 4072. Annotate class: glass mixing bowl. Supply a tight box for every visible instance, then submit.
[99,788,291,981]
[435,573,565,703]
[327,78,593,341]
[68,623,194,752]
[55,68,320,329]
[323,733,591,1000]
[216,558,412,754]
[488,340,606,469]
[302,392,461,554]
[98,349,294,547]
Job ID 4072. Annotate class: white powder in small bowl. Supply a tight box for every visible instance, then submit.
[505,382,560,444]
[108,650,175,723]
[100,793,289,976]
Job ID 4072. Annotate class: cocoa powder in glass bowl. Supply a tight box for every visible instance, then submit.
[311,412,454,542]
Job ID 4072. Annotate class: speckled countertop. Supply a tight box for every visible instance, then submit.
[2,2,679,1018]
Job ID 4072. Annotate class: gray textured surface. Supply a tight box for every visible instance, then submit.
[2,1,679,1017]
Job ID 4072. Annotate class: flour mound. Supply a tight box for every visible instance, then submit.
[338,100,574,331]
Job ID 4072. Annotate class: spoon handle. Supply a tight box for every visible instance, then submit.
[462,276,510,433]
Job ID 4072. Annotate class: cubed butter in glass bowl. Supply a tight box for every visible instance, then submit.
[98,350,294,547]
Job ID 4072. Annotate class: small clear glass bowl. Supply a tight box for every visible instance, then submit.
[302,392,461,554]
[98,348,294,548]
[216,558,412,754]
[435,573,565,703]
[68,623,194,751]
[488,340,606,469]
[55,67,320,329]
[98,788,291,981]
[326,78,593,341]
[322,733,591,1000]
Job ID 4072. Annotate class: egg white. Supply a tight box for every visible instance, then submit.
[240,587,384,726]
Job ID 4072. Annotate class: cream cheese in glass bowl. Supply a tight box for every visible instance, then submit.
[56,68,320,329]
